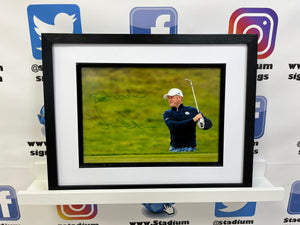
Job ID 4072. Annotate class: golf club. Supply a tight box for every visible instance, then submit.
[185,78,199,112]
[185,78,205,128]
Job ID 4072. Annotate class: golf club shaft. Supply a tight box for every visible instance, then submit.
[185,79,199,112]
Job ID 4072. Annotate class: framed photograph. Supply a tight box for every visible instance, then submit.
[42,34,257,189]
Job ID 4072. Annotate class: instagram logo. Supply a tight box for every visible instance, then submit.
[57,204,97,220]
[229,8,278,59]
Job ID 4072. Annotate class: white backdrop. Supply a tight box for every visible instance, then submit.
[0,1,300,224]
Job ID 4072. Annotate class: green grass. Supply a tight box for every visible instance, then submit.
[84,153,218,163]
[80,66,221,164]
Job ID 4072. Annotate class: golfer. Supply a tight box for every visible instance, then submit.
[163,88,212,152]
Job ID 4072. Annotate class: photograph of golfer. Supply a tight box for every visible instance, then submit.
[163,87,212,152]
[78,64,223,166]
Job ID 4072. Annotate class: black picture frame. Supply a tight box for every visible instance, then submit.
[42,34,257,190]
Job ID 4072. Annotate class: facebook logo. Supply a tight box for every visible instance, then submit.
[130,7,178,34]
[215,202,256,217]
[27,4,82,60]
[288,181,300,214]
[0,186,20,220]
[255,96,267,139]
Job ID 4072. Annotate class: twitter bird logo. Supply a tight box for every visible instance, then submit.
[28,4,82,59]
[215,202,256,217]
[33,13,77,50]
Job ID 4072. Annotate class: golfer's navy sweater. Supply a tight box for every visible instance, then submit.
[163,104,212,148]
